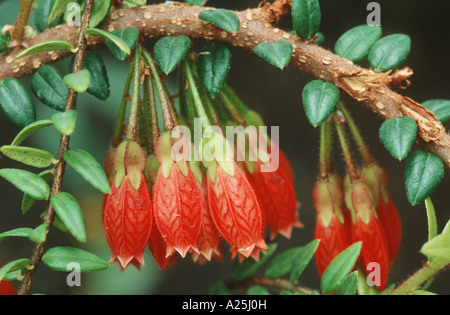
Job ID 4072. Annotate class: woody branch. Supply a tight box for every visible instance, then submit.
[0,1,449,168]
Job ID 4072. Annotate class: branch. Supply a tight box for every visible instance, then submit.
[16,0,94,295]
[0,2,449,168]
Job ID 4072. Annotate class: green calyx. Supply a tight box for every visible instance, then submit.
[313,177,344,227]
[113,139,146,190]
[360,164,389,206]
[344,181,376,224]
[200,131,235,182]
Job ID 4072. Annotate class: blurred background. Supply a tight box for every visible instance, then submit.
[0,0,449,295]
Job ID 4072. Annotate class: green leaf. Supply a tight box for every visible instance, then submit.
[231,243,277,281]
[368,34,411,72]
[0,78,36,128]
[334,25,382,62]
[289,239,320,283]
[411,290,438,296]
[21,169,54,214]
[199,9,240,33]
[422,99,450,123]
[35,0,62,32]
[253,40,293,70]
[425,197,438,242]
[42,247,109,272]
[208,281,230,295]
[291,0,321,40]
[301,80,340,126]
[48,0,72,25]
[185,0,207,6]
[52,110,77,135]
[11,120,53,146]
[63,69,91,93]
[0,30,10,54]
[246,285,270,295]
[50,192,86,242]
[154,36,192,74]
[28,224,48,242]
[0,168,50,200]
[198,43,232,97]
[266,247,304,279]
[356,269,379,295]
[335,271,358,295]
[31,65,68,111]
[378,116,417,160]
[0,227,33,241]
[0,145,56,168]
[0,259,31,282]
[421,232,450,263]
[63,149,111,194]
[106,28,139,61]
[89,0,113,28]
[320,242,362,294]
[86,28,130,56]
[404,151,444,206]
[16,40,76,59]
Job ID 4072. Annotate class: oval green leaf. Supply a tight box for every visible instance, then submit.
[31,65,68,111]
[21,169,54,214]
[199,8,240,33]
[86,28,130,56]
[35,0,62,31]
[291,0,321,40]
[198,42,232,97]
[254,40,293,70]
[48,0,72,25]
[405,151,444,206]
[0,78,36,128]
[0,227,34,242]
[11,120,53,146]
[302,80,340,126]
[335,271,358,295]
[63,69,91,93]
[89,0,113,28]
[0,145,56,168]
[154,35,192,74]
[246,285,270,295]
[320,242,362,294]
[52,110,77,135]
[106,28,139,61]
[379,116,417,160]
[0,168,50,200]
[42,246,109,272]
[0,258,31,282]
[63,149,111,194]
[421,232,450,263]
[289,239,320,283]
[422,99,450,123]
[50,192,86,242]
[334,25,382,62]
[28,224,49,243]
[16,40,75,59]
[231,243,277,281]
[266,247,304,279]
[368,34,411,72]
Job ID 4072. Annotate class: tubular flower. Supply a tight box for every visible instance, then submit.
[345,181,389,291]
[203,131,268,260]
[102,140,153,270]
[313,174,352,276]
[152,131,203,258]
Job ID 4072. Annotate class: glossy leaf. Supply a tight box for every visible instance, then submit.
[154,35,192,74]
[50,192,86,242]
[31,65,68,111]
[335,271,358,295]
[334,25,382,62]
[16,40,76,59]
[0,227,33,241]
[421,232,450,263]
[21,169,54,214]
[42,247,109,272]
[289,239,320,283]
[63,149,111,194]
[86,28,130,56]
[198,43,232,97]
[11,120,53,146]
[199,9,240,33]
[0,169,50,200]
[106,28,139,60]
[52,110,77,135]
[368,34,411,72]
[231,243,277,281]
[0,145,55,168]
[404,151,444,205]
[0,78,36,128]
[422,99,450,123]
[320,242,362,294]
[302,80,340,126]
[73,50,110,100]
[379,116,417,160]
[28,224,48,243]
[291,0,321,40]
[48,0,72,25]
[0,259,31,282]
[63,70,91,93]
[254,40,293,70]
[89,0,113,28]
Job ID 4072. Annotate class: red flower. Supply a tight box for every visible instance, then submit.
[147,219,178,270]
[152,131,203,258]
[0,263,15,295]
[102,140,153,270]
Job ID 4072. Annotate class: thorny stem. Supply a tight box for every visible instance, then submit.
[126,47,142,140]
[10,0,34,46]
[334,113,359,182]
[17,0,94,295]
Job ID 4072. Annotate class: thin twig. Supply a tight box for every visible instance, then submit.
[16,0,94,295]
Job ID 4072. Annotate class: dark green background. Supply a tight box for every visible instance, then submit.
[0,0,449,294]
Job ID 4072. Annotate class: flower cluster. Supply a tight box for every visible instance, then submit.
[101,50,300,270]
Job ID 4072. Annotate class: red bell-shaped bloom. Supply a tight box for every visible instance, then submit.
[152,131,203,258]
[147,219,178,270]
[102,140,153,270]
